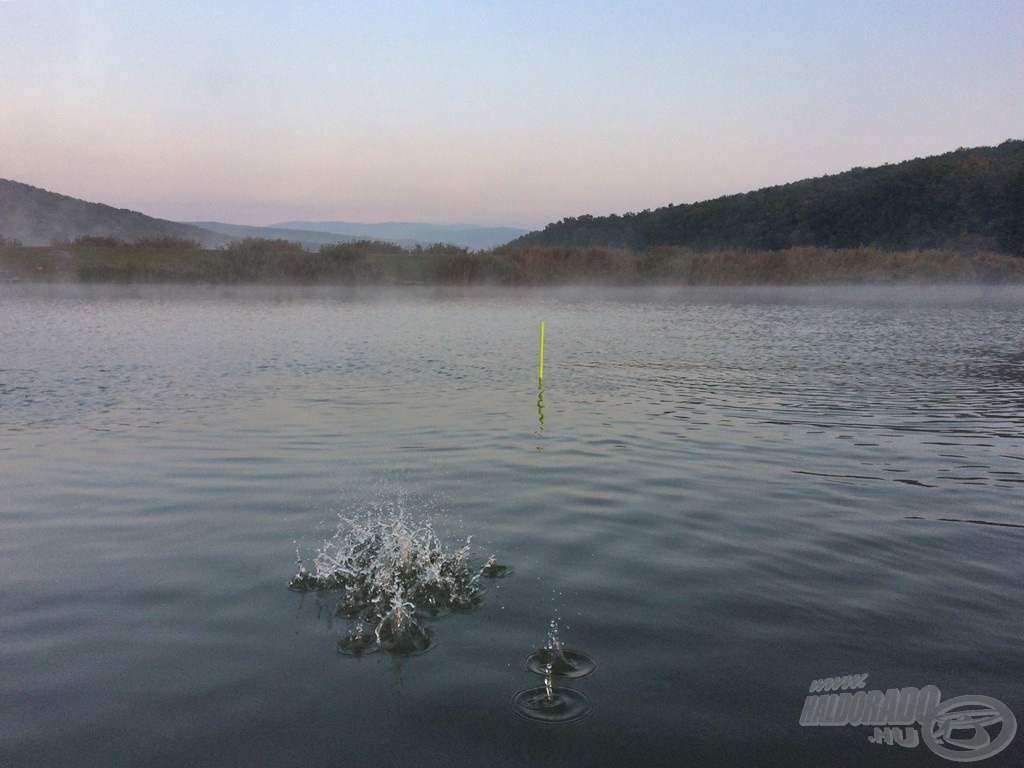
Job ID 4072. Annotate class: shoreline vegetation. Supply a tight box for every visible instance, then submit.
[1,235,1022,286]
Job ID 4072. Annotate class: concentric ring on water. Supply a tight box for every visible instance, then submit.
[525,648,597,679]
[336,631,379,656]
[511,686,593,724]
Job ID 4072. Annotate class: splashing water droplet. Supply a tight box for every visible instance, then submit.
[336,625,379,656]
[481,554,513,578]
[375,594,434,655]
[525,618,597,679]
[513,618,595,723]
[291,498,501,656]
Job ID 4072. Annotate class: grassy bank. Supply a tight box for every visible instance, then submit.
[1,238,1022,286]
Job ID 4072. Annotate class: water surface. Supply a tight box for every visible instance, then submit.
[2,285,1022,766]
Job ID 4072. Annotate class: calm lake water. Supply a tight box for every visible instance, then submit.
[2,284,1022,767]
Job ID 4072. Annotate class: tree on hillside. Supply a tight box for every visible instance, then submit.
[514,140,1024,255]
[997,164,1024,255]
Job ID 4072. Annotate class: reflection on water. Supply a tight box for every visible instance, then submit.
[1,285,1022,767]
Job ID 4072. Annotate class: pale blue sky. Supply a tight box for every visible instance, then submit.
[2,1,1022,228]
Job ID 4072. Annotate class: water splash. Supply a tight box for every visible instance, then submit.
[512,619,596,724]
[374,594,433,655]
[290,501,508,656]
[510,684,592,725]
[525,618,597,679]
[511,656,592,725]
[480,554,513,578]
[336,624,378,656]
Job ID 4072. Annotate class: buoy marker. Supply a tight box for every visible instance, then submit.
[538,321,545,381]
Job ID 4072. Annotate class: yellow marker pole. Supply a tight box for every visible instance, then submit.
[538,321,545,381]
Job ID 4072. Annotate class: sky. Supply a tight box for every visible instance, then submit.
[2,1,1023,229]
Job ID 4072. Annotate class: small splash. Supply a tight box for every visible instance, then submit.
[510,685,593,725]
[480,554,514,579]
[290,500,507,656]
[375,597,434,655]
[336,625,378,656]
[288,566,319,592]
[525,618,597,679]
[513,619,596,724]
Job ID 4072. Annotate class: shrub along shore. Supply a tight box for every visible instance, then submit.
[1,236,1022,285]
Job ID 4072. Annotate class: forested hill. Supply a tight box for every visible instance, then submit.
[0,179,230,247]
[513,140,1024,255]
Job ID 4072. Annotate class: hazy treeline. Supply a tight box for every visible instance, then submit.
[514,140,1024,256]
[434,245,1024,284]
[51,237,407,283]
[0,236,475,284]
[2,236,1023,285]
[53,234,203,249]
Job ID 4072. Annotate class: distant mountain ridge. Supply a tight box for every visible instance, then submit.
[7,139,1022,256]
[0,179,230,247]
[187,221,375,249]
[0,177,529,251]
[513,139,1024,255]
[272,220,530,251]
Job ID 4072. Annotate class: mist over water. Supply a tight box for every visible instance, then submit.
[2,284,1022,766]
